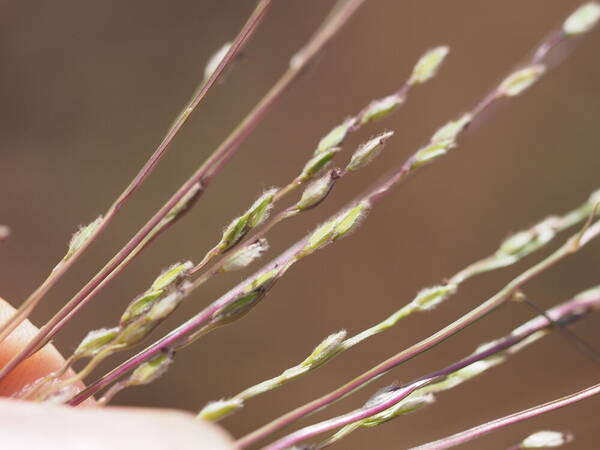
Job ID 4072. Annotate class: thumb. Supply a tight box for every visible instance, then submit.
[0,297,234,449]
[0,398,235,450]
[0,296,79,397]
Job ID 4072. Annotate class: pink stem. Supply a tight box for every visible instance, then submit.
[69,239,308,405]
[410,383,600,450]
[0,0,366,381]
[0,0,272,347]
[261,294,600,449]
[69,24,595,407]
[72,0,590,410]
[234,227,598,448]
[264,380,432,450]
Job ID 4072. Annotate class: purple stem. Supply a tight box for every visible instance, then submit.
[414,294,600,384]
[0,0,272,347]
[471,29,566,119]
[234,226,599,448]
[264,379,432,450]
[69,238,308,405]
[532,30,565,65]
[0,0,367,382]
[263,294,600,449]
[233,21,598,445]
[69,15,595,406]
[410,383,600,450]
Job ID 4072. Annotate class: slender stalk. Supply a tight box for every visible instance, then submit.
[54,105,394,400]
[0,0,367,382]
[96,382,126,406]
[0,0,272,346]
[70,216,600,409]
[196,189,598,422]
[190,208,295,282]
[37,0,377,398]
[268,290,600,450]
[313,289,600,449]
[26,210,181,360]
[70,2,596,406]
[410,383,600,450]
[235,220,600,448]
[189,53,423,279]
[68,236,312,405]
[469,27,567,119]
[264,379,434,450]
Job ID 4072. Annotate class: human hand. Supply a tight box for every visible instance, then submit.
[0,297,233,449]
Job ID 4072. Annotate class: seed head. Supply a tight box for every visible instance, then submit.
[361,391,435,426]
[409,46,450,85]
[198,398,244,421]
[411,142,452,169]
[151,261,194,291]
[220,216,249,252]
[246,188,278,228]
[359,94,404,125]
[222,239,269,272]
[128,351,174,386]
[497,218,558,258]
[563,2,600,35]
[346,131,394,172]
[306,219,338,252]
[300,147,341,181]
[305,201,370,254]
[120,290,164,327]
[522,430,573,448]
[66,216,103,260]
[301,330,347,368]
[212,269,280,325]
[498,65,546,97]
[204,42,232,81]
[430,114,472,145]
[121,261,193,326]
[118,292,184,346]
[295,169,341,211]
[332,201,369,238]
[74,326,121,359]
[410,284,457,312]
[316,118,356,154]
[218,189,277,252]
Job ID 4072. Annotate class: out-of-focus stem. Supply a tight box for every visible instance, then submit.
[0,0,272,347]
[188,183,302,278]
[190,208,296,283]
[410,383,600,450]
[265,292,600,450]
[236,221,600,448]
[196,189,597,422]
[0,0,367,382]
[70,1,596,407]
[188,71,419,279]
[470,28,566,118]
[264,380,433,450]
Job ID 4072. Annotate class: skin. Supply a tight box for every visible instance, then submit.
[0,297,234,450]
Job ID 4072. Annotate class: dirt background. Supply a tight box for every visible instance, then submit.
[1,1,599,448]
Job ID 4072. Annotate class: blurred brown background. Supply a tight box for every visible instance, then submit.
[1,1,599,448]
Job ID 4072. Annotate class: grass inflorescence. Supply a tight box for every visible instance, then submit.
[1,2,600,450]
